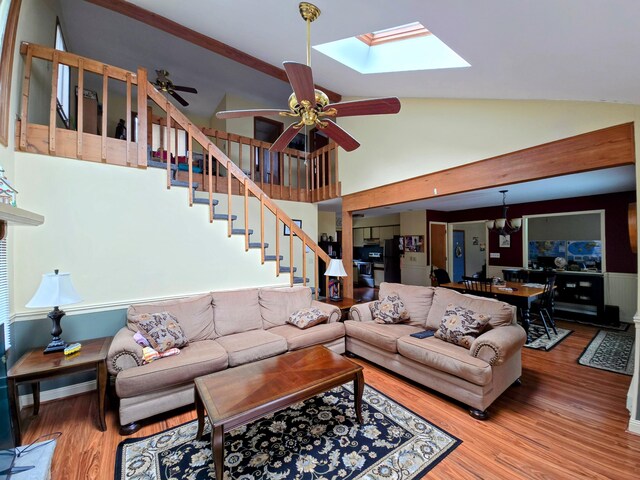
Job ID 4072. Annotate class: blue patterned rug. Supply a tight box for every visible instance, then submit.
[115,384,461,479]
[578,329,635,375]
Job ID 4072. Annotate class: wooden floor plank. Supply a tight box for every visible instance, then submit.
[19,321,639,479]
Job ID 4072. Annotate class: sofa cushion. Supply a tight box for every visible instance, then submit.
[434,304,492,349]
[426,288,514,330]
[344,320,422,353]
[128,293,216,342]
[259,286,312,328]
[287,307,328,329]
[370,293,410,324]
[397,335,492,386]
[215,330,288,367]
[116,340,228,398]
[133,312,188,352]
[269,323,345,351]
[379,283,435,328]
[212,289,262,336]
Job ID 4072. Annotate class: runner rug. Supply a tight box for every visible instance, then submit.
[115,384,461,480]
[524,324,572,351]
[578,329,635,375]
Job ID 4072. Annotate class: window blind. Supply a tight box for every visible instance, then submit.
[0,238,9,350]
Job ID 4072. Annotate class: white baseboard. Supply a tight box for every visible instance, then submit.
[18,380,96,409]
[628,418,640,436]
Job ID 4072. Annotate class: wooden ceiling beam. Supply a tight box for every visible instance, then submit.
[85,0,342,103]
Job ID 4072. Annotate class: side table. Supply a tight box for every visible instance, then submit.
[7,336,113,446]
[318,297,359,321]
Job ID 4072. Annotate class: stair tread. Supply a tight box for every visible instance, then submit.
[192,197,220,206]
[231,228,254,235]
[148,159,178,170]
[249,242,269,249]
[279,266,297,273]
[212,213,237,221]
[264,255,284,261]
[171,179,199,188]
[293,276,310,284]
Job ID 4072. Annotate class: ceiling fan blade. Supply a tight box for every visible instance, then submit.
[324,97,401,117]
[283,61,315,105]
[319,120,360,152]
[269,123,301,152]
[216,108,290,120]
[172,85,198,94]
[169,90,189,107]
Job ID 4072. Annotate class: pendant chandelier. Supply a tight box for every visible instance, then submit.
[486,190,522,235]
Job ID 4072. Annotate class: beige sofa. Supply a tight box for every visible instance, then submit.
[107,286,343,432]
[346,282,527,419]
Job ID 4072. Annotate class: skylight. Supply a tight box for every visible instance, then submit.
[314,22,470,74]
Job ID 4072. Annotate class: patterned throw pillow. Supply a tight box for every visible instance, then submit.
[132,312,188,352]
[287,307,329,329]
[434,304,491,349]
[369,293,410,324]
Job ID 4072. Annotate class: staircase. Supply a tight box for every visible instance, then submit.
[16,42,337,296]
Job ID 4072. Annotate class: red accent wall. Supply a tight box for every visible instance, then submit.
[427,191,636,273]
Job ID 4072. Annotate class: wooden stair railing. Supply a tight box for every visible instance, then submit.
[147,85,332,296]
[16,42,337,296]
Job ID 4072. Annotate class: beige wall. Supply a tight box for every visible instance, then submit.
[318,211,336,242]
[400,211,427,286]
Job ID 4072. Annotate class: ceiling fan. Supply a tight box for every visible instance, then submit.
[154,69,198,107]
[215,2,401,152]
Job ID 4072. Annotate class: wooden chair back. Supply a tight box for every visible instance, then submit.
[462,276,493,293]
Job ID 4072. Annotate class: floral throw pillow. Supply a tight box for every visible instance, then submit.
[132,312,188,352]
[369,293,410,324]
[287,307,329,329]
[434,304,491,349]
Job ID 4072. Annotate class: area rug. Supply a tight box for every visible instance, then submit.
[578,330,635,375]
[524,324,572,351]
[115,384,461,480]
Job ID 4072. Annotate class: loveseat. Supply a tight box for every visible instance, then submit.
[107,286,343,432]
[346,282,527,418]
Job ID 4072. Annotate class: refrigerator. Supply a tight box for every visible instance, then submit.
[384,238,401,283]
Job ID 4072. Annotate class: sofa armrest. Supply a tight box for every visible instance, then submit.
[470,324,526,366]
[107,327,143,375]
[349,302,373,322]
[311,300,341,323]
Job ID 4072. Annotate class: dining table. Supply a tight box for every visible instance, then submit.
[439,280,548,342]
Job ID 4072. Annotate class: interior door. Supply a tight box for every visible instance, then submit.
[452,230,466,282]
[430,222,447,272]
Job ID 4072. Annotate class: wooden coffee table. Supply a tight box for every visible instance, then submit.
[194,345,364,480]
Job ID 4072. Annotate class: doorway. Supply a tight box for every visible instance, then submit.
[452,230,466,282]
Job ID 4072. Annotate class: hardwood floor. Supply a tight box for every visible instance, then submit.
[19,321,640,479]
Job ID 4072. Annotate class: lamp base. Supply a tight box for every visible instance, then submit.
[329,295,343,302]
[43,337,66,354]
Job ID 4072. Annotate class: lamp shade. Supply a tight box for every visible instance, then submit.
[325,259,347,277]
[26,271,82,308]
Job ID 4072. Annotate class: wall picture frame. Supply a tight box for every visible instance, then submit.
[284,219,302,236]
[499,234,511,248]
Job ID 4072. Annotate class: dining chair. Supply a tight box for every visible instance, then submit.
[432,268,451,286]
[462,276,493,293]
[531,275,558,338]
[502,269,530,283]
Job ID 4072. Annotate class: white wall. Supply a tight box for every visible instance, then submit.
[12,153,317,317]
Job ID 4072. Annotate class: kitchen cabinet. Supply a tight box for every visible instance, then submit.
[368,227,380,239]
[354,228,364,247]
[380,226,394,240]
[393,225,401,236]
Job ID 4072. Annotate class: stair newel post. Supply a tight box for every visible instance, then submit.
[48,50,58,155]
[289,221,294,286]
[302,239,307,287]
[208,144,214,223]
[188,124,193,206]
[244,178,249,252]
[260,195,265,264]
[136,68,147,167]
[125,72,132,166]
[275,211,280,276]
[227,160,232,237]
[101,65,108,162]
[165,102,172,189]
[77,59,84,159]
[314,249,319,300]
[19,43,32,151]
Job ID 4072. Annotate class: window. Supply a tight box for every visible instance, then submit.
[0,238,9,349]
[0,0,21,146]
[55,19,70,128]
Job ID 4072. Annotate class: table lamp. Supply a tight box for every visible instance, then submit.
[26,270,82,354]
[324,259,348,301]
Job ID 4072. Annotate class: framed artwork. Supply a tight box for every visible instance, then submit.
[472,236,479,245]
[284,219,302,236]
[499,234,511,248]
[404,235,424,252]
